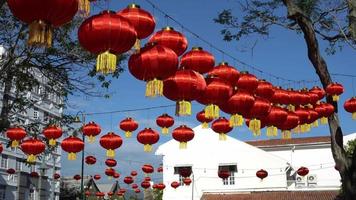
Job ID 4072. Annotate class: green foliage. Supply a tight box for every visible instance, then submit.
[152,189,163,200]
[345,139,356,157]
[59,183,80,200]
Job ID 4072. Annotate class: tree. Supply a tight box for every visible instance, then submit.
[214,0,356,199]
[152,189,163,200]
[345,138,356,157]
[59,182,80,200]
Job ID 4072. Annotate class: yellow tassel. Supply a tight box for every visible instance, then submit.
[311,120,319,127]
[145,78,163,97]
[249,119,261,136]
[11,140,19,148]
[28,20,52,47]
[177,100,192,116]
[293,125,301,134]
[282,131,292,139]
[96,51,117,74]
[332,95,339,101]
[219,133,227,141]
[287,104,295,111]
[352,112,356,120]
[88,135,95,143]
[202,122,209,129]
[125,131,132,138]
[229,114,243,127]
[68,152,77,160]
[78,0,91,17]
[134,39,141,51]
[107,149,115,158]
[204,104,219,119]
[179,142,187,149]
[321,117,328,124]
[27,154,36,163]
[49,139,56,146]
[144,144,152,152]
[266,126,277,137]
[162,127,169,135]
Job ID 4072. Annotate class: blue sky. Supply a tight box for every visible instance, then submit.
[62,0,356,186]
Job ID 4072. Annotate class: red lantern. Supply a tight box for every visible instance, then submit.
[236,72,258,92]
[315,102,335,124]
[307,108,320,127]
[144,177,151,182]
[117,192,124,197]
[108,192,114,197]
[85,191,91,197]
[149,26,188,56]
[183,177,192,186]
[53,173,61,180]
[118,4,156,50]
[105,168,115,177]
[171,181,180,189]
[30,172,39,178]
[78,10,137,74]
[135,189,141,193]
[196,110,213,128]
[124,176,134,185]
[105,159,117,168]
[156,183,166,190]
[6,127,26,148]
[129,43,178,97]
[119,117,139,138]
[132,183,139,189]
[0,143,3,154]
[256,169,268,180]
[85,156,96,165]
[308,91,319,105]
[180,47,215,74]
[344,97,356,120]
[156,114,175,135]
[137,128,160,152]
[99,132,123,158]
[247,97,271,136]
[294,106,311,133]
[227,90,255,127]
[218,169,230,179]
[119,188,126,194]
[310,86,325,100]
[7,168,15,175]
[131,170,138,177]
[82,121,101,143]
[256,80,275,99]
[325,83,344,101]
[96,192,105,198]
[208,62,239,87]
[7,0,78,47]
[142,164,154,175]
[43,125,62,147]
[113,172,120,179]
[157,166,163,173]
[94,174,101,180]
[61,136,84,160]
[20,138,46,163]
[178,167,192,178]
[172,125,195,149]
[271,88,290,105]
[198,77,233,119]
[163,69,206,116]
[212,117,233,141]
[297,167,309,176]
[74,174,81,181]
[265,106,288,137]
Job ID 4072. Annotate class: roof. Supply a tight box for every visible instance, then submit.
[201,191,339,200]
[246,136,331,147]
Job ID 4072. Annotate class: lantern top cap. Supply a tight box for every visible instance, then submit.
[101,10,116,15]
[240,71,249,74]
[219,61,229,65]
[144,42,156,47]
[163,26,174,31]
[259,79,266,81]
[128,3,141,8]
[192,47,203,51]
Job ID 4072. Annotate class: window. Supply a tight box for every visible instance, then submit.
[33,108,39,120]
[1,155,8,168]
[15,158,22,171]
[174,166,192,186]
[219,165,237,185]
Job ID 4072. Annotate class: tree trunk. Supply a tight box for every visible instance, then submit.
[282,0,356,199]
[0,71,13,131]
[348,0,356,39]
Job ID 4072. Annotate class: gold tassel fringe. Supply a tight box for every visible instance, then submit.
[27,154,36,163]
[106,149,115,158]
[311,120,319,127]
[176,100,192,116]
[266,126,278,137]
[352,112,356,120]
[287,104,295,111]
[145,78,163,97]
[68,152,77,160]
[179,142,187,149]
[49,139,56,146]
[125,131,132,138]
[249,119,261,136]
[202,122,209,129]
[229,114,243,127]
[204,104,219,119]
[28,20,52,47]
[88,135,95,143]
[282,130,292,139]
[78,0,91,17]
[11,140,19,148]
[144,144,153,152]
[332,95,339,101]
[162,127,169,135]
[321,117,328,124]
[134,39,141,51]
[219,133,227,141]
[96,51,117,74]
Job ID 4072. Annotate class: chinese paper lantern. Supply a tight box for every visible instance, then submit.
[308,91,320,105]
[256,80,275,99]
[53,173,61,180]
[180,47,215,74]
[265,106,288,137]
[236,71,258,93]
[119,188,126,194]
[307,108,320,127]
[156,183,166,190]
[105,168,115,177]
[326,83,344,101]
[124,176,134,185]
[117,192,124,197]
[198,77,233,119]
[113,172,120,179]
[271,87,290,105]
[163,69,206,116]
[144,177,151,182]
[0,143,2,154]
[132,183,139,189]
[118,4,156,50]
[247,97,271,136]
[6,127,26,148]
[344,97,356,120]
[315,102,335,124]
[227,90,255,127]
[152,184,158,189]
[119,117,139,138]
[171,181,180,189]
[78,10,137,74]
[212,117,233,141]
[310,86,325,100]
[129,42,178,97]
[20,138,46,163]
[99,132,123,158]
[297,167,309,176]
[157,166,163,173]
[85,191,91,197]
[218,169,230,179]
[208,62,239,87]
[156,114,175,135]
[183,177,192,186]
[256,169,268,180]
[7,0,78,47]
[105,159,117,168]
[96,192,105,198]
[131,170,138,177]
[108,192,114,197]
[94,174,101,180]
[43,125,62,147]
[74,174,81,181]
[142,164,154,175]
[30,172,39,178]
[137,128,160,152]
[135,189,141,193]
[7,168,15,175]
[85,156,96,165]
[172,125,195,149]
[82,121,101,143]
[294,106,311,133]
[149,26,188,56]
[196,110,213,128]
[61,136,84,160]
[178,167,192,178]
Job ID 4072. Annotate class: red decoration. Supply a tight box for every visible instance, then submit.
[7,168,15,175]
[271,88,290,105]
[94,174,101,180]
[30,172,39,178]
[308,91,320,105]
[180,47,215,74]
[297,167,309,176]
[172,125,195,149]
[131,170,138,177]
[310,86,325,100]
[99,132,123,158]
[178,167,192,178]
[315,102,335,124]
[105,168,115,177]
[85,156,96,165]
[74,174,81,181]
[137,128,160,152]
[171,181,180,189]
[247,97,271,136]
[113,172,120,179]
[265,106,288,137]
[119,117,139,138]
[96,192,105,198]
[119,188,126,194]
[236,71,258,92]
[212,117,233,141]
[132,183,139,189]
[0,143,2,154]
[156,114,175,135]
[6,127,26,148]
[149,26,188,56]
[142,164,154,174]
[61,136,84,160]
[20,138,46,163]
[129,43,178,97]
[53,173,61,180]
[105,159,117,168]
[256,80,275,99]
[196,110,214,128]
[208,62,239,87]
[183,177,192,186]
[156,183,166,190]
[135,189,141,193]
[256,169,268,180]
[108,192,114,197]
[82,121,101,143]
[7,0,78,47]
[163,69,206,116]
[218,169,230,179]
[78,10,137,74]
[144,177,151,182]
[85,191,91,197]
[306,108,320,127]
[43,125,62,147]
[245,118,266,130]
[124,176,134,185]
[344,97,356,120]
[227,90,255,127]
[325,83,344,101]
[157,166,163,173]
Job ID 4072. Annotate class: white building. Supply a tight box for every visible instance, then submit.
[156,126,355,200]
